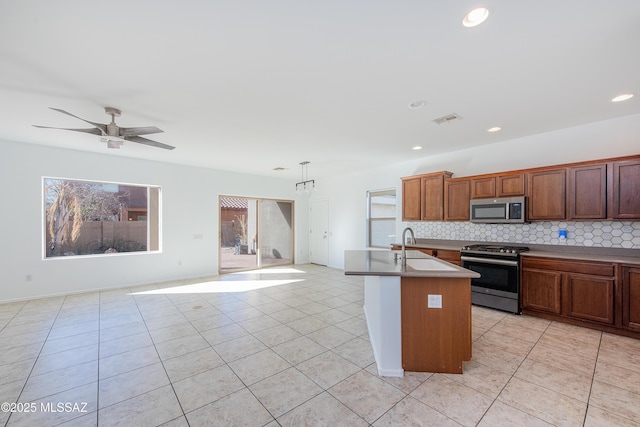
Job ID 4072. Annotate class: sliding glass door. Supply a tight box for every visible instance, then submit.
[219,196,293,273]
[257,199,293,268]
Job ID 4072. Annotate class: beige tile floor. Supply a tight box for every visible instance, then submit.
[1,264,639,426]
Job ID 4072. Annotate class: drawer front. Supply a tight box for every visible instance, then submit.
[522,257,614,277]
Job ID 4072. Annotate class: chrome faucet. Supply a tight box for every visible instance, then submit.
[401,227,416,266]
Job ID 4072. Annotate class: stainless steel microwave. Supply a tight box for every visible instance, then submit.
[470,196,526,223]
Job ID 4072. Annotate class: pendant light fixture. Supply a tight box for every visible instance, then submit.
[295,161,315,194]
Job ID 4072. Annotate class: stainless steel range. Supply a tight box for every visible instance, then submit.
[460,244,529,314]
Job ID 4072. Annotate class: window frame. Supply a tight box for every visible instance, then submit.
[367,188,397,248]
[42,176,162,259]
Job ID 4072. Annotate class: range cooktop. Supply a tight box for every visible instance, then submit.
[461,244,530,255]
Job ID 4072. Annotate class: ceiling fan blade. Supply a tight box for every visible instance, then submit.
[126,135,175,150]
[36,107,173,151]
[49,108,107,133]
[119,126,164,137]
[33,125,103,136]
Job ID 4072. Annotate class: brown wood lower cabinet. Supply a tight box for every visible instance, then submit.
[434,249,461,265]
[391,245,461,266]
[520,256,634,336]
[401,276,471,373]
[563,273,615,325]
[521,267,562,314]
[622,266,640,332]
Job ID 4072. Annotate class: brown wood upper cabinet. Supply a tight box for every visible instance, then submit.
[401,176,422,221]
[527,168,567,220]
[423,172,451,221]
[612,158,640,219]
[401,172,452,221]
[568,163,607,219]
[566,158,639,220]
[497,173,526,197]
[402,154,639,222]
[470,177,495,199]
[471,173,525,199]
[444,178,470,221]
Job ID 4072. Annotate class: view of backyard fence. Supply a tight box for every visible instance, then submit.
[44,177,158,257]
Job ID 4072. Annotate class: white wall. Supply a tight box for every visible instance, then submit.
[2,113,638,301]
[315,114,640,269]
[0,139,306,303]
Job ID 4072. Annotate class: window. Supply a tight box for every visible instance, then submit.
[367,189,396,248]
[43,178,160,258]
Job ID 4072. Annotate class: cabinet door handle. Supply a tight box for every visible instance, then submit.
[461,256,519,267]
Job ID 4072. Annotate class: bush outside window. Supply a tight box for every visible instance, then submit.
[43,178,160,258]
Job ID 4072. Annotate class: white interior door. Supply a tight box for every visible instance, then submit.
[310,199,329,266]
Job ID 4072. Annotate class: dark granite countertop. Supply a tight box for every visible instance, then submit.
[344,249,480,278]
[391,239,640,266]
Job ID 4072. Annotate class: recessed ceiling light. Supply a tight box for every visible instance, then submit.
[408,100,427,109]
[463,7,489,28]
[487,126,502,132]
[412,145,423,150]
[611,93,634,103]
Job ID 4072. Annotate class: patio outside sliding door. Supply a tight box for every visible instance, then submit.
[219,196,293,273]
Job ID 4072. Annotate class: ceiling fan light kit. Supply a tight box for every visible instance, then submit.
[102,137,124,149]
[34,107,176,150]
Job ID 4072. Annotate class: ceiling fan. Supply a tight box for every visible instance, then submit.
[34,107,175,150]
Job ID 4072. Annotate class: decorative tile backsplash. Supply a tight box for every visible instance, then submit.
[407,221,640,249]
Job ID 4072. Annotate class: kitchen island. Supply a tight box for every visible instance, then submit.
[345,249,480,376]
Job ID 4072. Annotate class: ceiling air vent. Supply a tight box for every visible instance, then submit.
[432,113,463,125]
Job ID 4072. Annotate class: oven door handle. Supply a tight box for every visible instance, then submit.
[460,255,519,267]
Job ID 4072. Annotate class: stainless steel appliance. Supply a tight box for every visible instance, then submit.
[470,196,526,223]
[460,244,529,314]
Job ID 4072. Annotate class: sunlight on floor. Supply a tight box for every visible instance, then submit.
[229,267,307,275]
[130,279,305,295]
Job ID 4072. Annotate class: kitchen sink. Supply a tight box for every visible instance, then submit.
[405,258,458,271]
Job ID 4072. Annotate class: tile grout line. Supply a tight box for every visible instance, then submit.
[206,276,331,425]
[7,266,634,426]
[165,276,278,422]
[473,316,555,427]
[95,291,103,426]
[582,332,603,427]
[181,271,365,424]
[2,295,103,426]
[8,297,68,426]
[132,288,192,426]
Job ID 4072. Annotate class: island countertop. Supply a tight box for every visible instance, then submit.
[344,249,480,278]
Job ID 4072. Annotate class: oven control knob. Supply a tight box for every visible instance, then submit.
[499,248,505,253]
